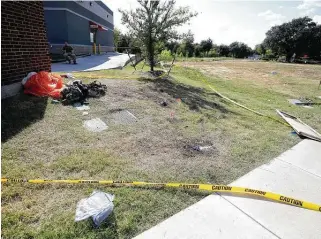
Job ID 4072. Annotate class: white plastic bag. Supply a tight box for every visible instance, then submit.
[75,190,114,226]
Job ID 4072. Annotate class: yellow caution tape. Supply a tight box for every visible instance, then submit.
[2,178,320,212]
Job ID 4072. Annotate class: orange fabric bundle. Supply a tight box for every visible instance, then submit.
[24,71,64,99]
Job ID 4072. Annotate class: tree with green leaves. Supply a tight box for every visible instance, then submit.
[254,44,266,55]
[165,41,180,54]
[200,38,213,56]
[263,17,321,61]
[117,33,130,53]
[119,0,197,71]
[217,44,230,57]
[113,28,121,50]
[229,41,252,58]
[194,43,202,57]
[180,30,195,57]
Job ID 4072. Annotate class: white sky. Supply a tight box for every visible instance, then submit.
[103,0,321,48]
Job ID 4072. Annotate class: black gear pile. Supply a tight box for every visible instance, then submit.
[61,80,107,105]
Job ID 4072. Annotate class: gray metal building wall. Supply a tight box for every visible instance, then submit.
[44,1,114,54]
[66,11,91,45]
[44,10,68,44]
[96,29,113,47]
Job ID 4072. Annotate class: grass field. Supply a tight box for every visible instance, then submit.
[2,60,321,238]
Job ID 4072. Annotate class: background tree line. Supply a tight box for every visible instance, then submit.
[116,0,321,71]
[114,26,254,60]
[260,17,321,62]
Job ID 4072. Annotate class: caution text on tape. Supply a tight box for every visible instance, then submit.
[2,178,320,212]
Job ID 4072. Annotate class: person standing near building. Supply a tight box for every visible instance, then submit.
[63,42,77,64]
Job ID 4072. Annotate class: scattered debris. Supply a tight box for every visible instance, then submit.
[60,73,75,79]
[82,112,89,116]
[192,145,213,151]
[51,99,60,104]
[290,131,297,136]
[170,111,175,119]
[61,80,107,105]
[75,190,114,227]
[74,102,90,111]
[83,118,108,132]
[299,97,313,103]
[183,142,217,157]
[111,109,137,124]
[160,101,168,107]
[288,99,302,105]
[23,72,107,106]
[87,81,108,98]
[288,98,320,106]
[276,110,321,141]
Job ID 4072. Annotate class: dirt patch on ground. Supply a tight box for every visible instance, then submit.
[178,60,321,90]
[83,79,232,182]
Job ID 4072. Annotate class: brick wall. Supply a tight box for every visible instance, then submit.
[1,1,51,85]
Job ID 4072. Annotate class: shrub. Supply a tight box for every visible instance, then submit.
[159,49,172,62]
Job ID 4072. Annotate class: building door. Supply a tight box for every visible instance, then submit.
[89,23,98,44]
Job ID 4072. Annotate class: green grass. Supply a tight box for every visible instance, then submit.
[2,60,321,238]
[175,56,233,62]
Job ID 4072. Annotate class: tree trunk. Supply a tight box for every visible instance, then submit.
[148,34,154,72]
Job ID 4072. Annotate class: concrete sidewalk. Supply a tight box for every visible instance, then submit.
[135,139,321,239]
[51,52,135,72]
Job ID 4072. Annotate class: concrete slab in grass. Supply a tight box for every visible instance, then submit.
[111,110,137,125]
[83,118,108,132]
[135,140,321,239]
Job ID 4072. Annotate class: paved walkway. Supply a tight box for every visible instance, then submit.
[51,52,135,72]
[135,139,321,239]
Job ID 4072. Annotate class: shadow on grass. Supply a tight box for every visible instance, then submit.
[89,212,119,239]
[1,93,48,142]
[139,77,233,114]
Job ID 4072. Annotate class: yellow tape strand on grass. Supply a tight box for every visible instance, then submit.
[2,178,320,212]
[199,77,290,127]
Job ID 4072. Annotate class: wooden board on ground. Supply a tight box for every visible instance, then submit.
[276,110,321,142]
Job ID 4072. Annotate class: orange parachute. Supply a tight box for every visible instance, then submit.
[24,71,64,99]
